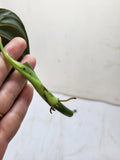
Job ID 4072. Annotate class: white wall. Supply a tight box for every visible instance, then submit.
[1,0,120,105]
[1,1,120,160]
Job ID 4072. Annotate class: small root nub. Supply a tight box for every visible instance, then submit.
[50,106,55,114]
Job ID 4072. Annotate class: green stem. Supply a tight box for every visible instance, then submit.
[0,41,74,117]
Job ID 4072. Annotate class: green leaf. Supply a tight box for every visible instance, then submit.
[0,8,29,60]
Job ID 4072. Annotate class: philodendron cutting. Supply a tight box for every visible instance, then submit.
[0,8,75,117]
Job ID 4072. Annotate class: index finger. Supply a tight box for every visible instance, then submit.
[0,37,27,86]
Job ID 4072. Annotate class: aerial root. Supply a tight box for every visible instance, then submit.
[58,97,76,102]
[50,106,56,114]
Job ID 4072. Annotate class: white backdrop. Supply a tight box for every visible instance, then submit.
[3,91,120,160]
[1,0,120,105]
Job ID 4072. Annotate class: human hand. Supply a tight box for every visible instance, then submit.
[0,37,36,159]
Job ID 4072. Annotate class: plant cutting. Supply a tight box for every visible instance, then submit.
[0,8,75,117]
